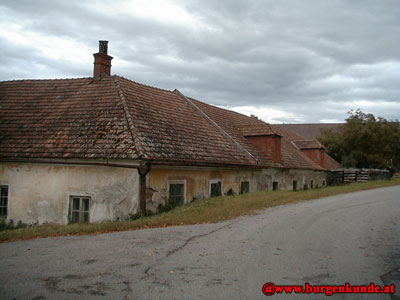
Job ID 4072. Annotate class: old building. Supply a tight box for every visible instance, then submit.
[0,41,340,225]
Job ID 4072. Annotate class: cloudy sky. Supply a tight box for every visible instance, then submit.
[1,0,399,123]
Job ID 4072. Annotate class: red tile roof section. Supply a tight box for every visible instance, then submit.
[112,76,260,166]
[239,125,278,137]
[275,123,342,140]
[323,154,342,170]
[272,125,341,170]
[292,140,325,150]
[190,98,279,167]
[0,74,337,170]
[0,77,138,160]
[272,126,324,170]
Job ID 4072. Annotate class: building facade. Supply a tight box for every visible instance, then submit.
[0,41,340,225]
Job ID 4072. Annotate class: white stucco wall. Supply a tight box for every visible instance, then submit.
[0,163,140,225]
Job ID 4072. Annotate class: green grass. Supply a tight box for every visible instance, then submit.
[1,178,399,243]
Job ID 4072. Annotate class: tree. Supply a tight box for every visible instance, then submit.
[318,109,400,170]
[250,114,260,120]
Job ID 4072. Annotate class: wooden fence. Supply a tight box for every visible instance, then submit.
[328,169,391,185]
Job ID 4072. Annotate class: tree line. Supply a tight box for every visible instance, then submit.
[318,109,400,171]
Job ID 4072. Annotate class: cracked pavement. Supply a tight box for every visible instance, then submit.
[1,185,399,300]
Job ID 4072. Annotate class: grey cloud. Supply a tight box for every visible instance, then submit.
[0,0,399,122]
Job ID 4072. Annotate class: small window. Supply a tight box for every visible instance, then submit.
[240,181,250,194]
[322,180,326,187]
[0,186,8,218]
[169,183,184,205]
[210,180,222,198]
[167,180,186,205]
[69,196,90,223]
[272,181,278,191]
[310,180,314,189]
[293,180,297,191]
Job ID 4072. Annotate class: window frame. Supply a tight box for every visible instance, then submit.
[167,179,187,204]
[69,195,91,224]
[0,185,9,219]
[240,180,250,195]
[209,179,223,198]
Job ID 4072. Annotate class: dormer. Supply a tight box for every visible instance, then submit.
[240,125,282,163]
[292,140,325,167]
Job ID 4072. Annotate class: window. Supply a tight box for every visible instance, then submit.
[210,179,222,198]
[69,196,90,223]
[293,180,297,191]
[272,181,278,191]
[169,184,184,205]
[168,180,186,205]
[0,186,8,218]
[322,180,326,187]
[310,180,314,189]
[240,181,250,194]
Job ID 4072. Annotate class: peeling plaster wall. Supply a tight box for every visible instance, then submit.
[263,168,327,191]
[0,163,139,225]
[147,166,327,209]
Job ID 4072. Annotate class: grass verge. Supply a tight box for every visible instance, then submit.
[1,178,399,243]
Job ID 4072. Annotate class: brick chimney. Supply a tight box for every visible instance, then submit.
[93,40,113,78]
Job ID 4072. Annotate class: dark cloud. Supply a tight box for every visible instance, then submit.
[0,0,399,123]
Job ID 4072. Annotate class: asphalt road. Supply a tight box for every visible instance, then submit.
[1,186,399,300]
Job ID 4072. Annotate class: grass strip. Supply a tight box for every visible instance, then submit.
[1,178,399,243]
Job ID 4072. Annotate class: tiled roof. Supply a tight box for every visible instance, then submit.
[190,99,279,167]
[0,77,138,160]
[292,140,324,150]
[275,123,342,140]
[115,76,260,166]
[272,125,341,170]
[239,125,278,137]
[323,154,342,170]
[272,126,324,170]
[0,74,335,170]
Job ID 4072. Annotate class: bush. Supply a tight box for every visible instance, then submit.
[0,219,28,231]
[157,197,178,213]
[128,210,154,221]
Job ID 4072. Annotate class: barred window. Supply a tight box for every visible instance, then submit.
[210,180,222,198]
[0,186,8,218]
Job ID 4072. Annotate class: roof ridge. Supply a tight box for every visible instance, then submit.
[113,76,145,158]
[113,74,174,94]
[189,97,278,135]
[0,77,93,83]
[189,97,253,118]
[173,89,257,164]
[276,123,344,125]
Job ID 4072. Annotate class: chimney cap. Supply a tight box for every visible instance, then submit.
[99,40,109,55]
